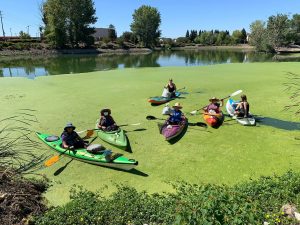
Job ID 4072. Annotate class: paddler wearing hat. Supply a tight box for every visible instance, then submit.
[61,122,88,150]
[203,97,224,114]
[167,102,184,125]
[97,108,118,131]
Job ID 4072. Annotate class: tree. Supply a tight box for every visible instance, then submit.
[185,30,190,39]
[266,14,290,49]
[130,5,161,48]
[108,24,117,41]
[291,14,300,44]
[231,30,243,44]
[189,30,197,42]
[43,0,97,48]
[249,20,268,51]
[19,31,31,39]
[241,28,247,43]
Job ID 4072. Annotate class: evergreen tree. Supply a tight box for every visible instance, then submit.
[185,30,190,39]
[241,28,247,43]
[108,24,117,41]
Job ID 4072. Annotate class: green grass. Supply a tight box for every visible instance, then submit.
[0,62,299,206]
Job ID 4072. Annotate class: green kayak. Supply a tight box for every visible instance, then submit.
[36,132,137,171]
[95,123,127,148]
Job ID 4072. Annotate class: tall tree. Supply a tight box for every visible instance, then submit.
[108,24,117,41]
[266,14,290,49]
[185,30,190,39]
[190,30,197,42]
[249,20,268,51]
[291,14,300,44]
[43,0,97,48]
[241,28,247,43]
[130,5,161,48]
[231,30,243,44]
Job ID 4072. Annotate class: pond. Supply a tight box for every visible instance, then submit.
[0,49,299,78]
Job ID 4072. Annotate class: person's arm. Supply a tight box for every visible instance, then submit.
[97,118,102,129]
[174,84,177,91]
[98,117,106,129]
[219,99,224,107]
[61,134,73,149]
[62,140,69,149]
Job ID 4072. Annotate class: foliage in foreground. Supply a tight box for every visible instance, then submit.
[0,167,48,225]
[34,171,300,225]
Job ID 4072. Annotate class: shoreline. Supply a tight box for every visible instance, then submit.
[0,45,255,57]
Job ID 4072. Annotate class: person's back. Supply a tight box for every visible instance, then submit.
[234,94,249,117]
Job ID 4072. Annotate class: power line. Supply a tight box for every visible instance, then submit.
[0,10,6,37]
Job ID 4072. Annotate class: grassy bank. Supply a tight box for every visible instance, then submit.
[0,62,299,205]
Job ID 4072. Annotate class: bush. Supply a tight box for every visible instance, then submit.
[34,171,300,225]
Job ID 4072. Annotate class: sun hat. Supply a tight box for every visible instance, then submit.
[64,122,76,131]
[209,97,219,102]
[172,102,182,109]
[100,108,111,115]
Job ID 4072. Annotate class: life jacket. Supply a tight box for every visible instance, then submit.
[169,110,182,123]
[61,131,80,146]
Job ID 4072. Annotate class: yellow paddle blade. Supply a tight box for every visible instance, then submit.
[44,155,59,167]
[86,129,94,138]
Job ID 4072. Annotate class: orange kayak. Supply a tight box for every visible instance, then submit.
[203,112,224,129]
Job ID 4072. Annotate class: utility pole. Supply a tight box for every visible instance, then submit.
[0,10,6,38]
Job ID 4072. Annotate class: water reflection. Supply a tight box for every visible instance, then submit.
[0,49,299,78]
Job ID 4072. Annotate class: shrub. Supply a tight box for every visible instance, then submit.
[34,171,300,225]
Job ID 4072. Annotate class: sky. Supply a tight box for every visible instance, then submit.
[1,0,300,38]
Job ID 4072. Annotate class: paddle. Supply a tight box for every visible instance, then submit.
[77,123,141,137]
[189,90,243,115]
[177,87,186,92]
[44,136,97,167]
[146,115,207,128]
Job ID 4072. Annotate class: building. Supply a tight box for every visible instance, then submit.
[92,28,113,41]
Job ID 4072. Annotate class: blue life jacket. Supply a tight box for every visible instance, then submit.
[169,110,182,123]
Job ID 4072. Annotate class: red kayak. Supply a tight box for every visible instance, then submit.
[161,117,188,141]
[203,112,224,129]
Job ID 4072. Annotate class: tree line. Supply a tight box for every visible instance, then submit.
[183,28,247,45]
[40,0,160,49]
[24,0,300,51]
[249,13,300,52]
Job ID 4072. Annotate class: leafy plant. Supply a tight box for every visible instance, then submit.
[35,171,300,225]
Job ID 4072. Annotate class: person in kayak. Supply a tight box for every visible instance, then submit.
[61,122,87,150]
[164,78,177,98]
[167,102,184,125]
[234,94,250,118]
[204,97,224,114]
[97,108,118,131]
